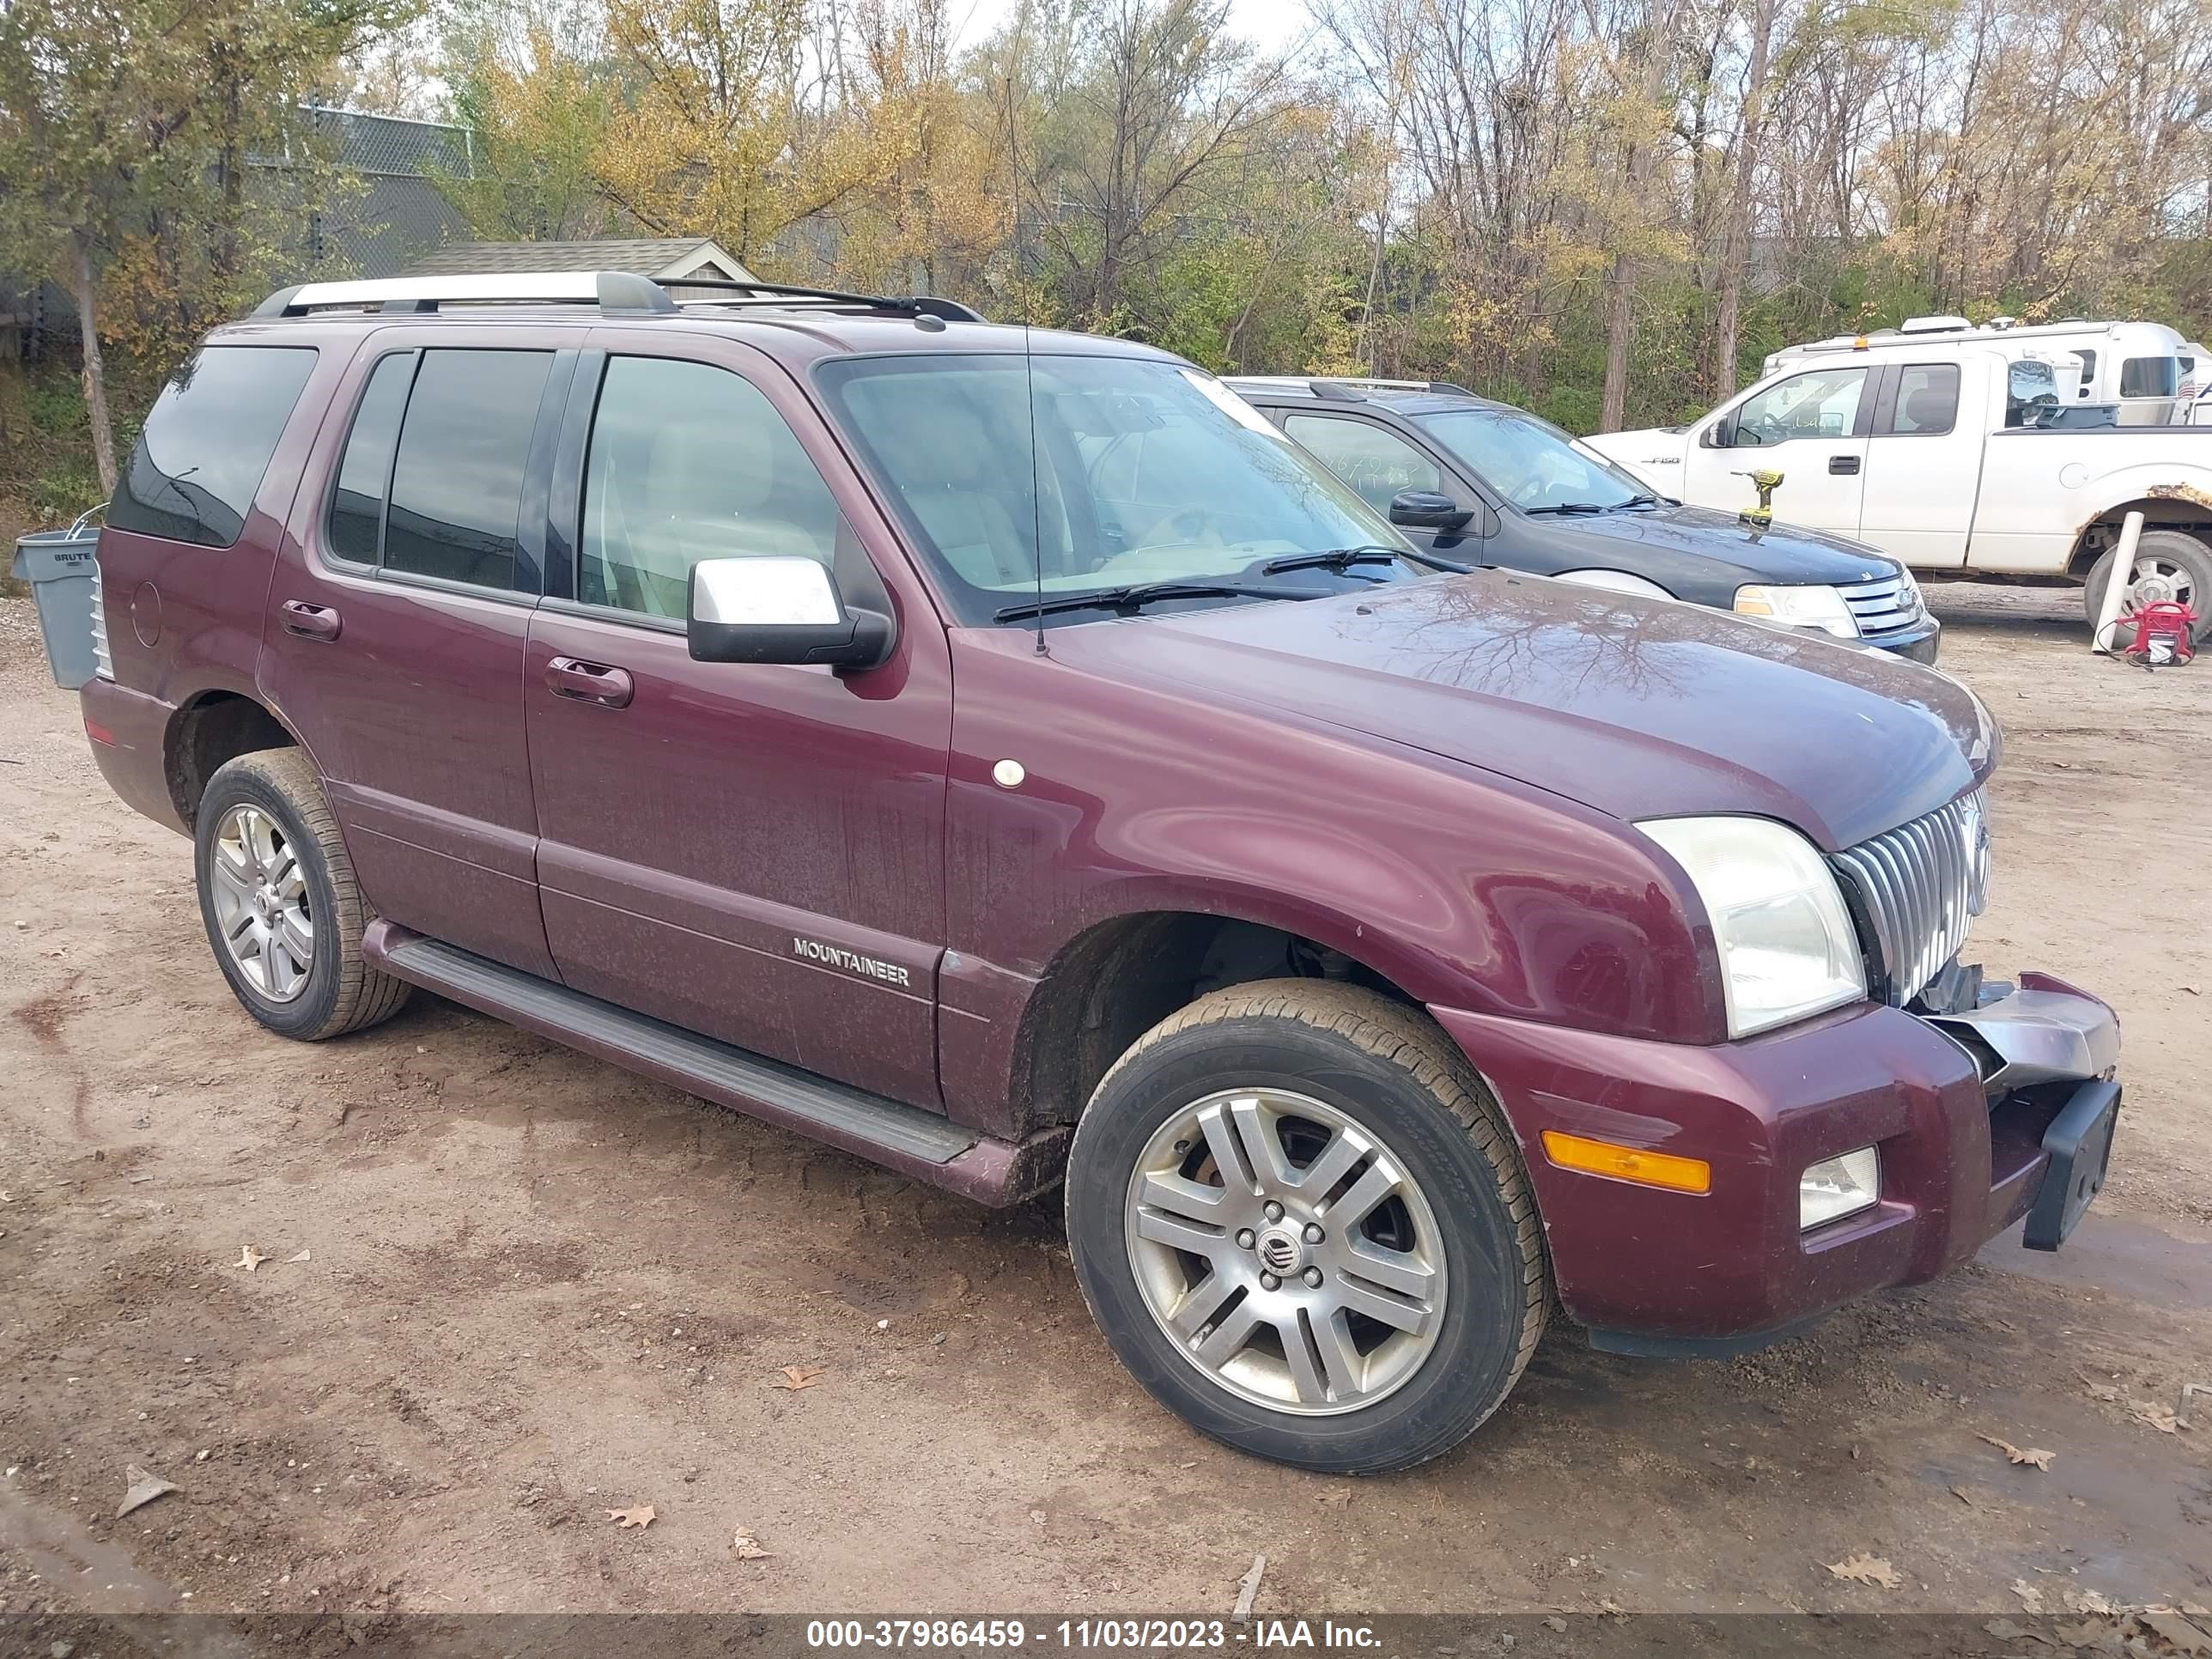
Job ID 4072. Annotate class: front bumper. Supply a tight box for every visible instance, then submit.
[1864,613,1942,663]
[1430,971,2117,1348]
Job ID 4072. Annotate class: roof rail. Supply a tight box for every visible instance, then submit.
[252,270,988,324]
[1226,374,1474,399]
[254,270,678,318]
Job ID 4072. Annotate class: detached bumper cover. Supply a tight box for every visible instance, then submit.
[1430,975,2118,1345]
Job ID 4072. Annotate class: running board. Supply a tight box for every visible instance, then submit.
[362,923,1066,1206]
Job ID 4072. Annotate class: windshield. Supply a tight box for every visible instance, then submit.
[816,353,1412,625]
[1419,407,1650,512]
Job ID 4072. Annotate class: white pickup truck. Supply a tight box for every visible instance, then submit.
[1585,339,2212,640]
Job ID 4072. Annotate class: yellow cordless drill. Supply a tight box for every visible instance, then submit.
[1732,468,1784,529]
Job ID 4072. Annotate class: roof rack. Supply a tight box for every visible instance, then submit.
[1227,374,1474,400]
[252,269,988,324]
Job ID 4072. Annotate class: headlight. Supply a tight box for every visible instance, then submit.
[1895,566,1925,616]
[1639,816,1867,1037]
[1733,583,1858,637]
[1801,1146,1881,1229]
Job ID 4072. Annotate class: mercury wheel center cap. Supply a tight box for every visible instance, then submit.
[1255,1225,1305,1277]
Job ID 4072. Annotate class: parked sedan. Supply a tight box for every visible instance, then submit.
[1226,377,1941,661]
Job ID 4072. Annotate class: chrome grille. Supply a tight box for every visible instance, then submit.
[88,562,113,679]
[1832,788,1988,1006]
[1837,574,1921,636]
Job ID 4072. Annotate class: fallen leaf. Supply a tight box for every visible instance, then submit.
[2064,1590,2118,1616]
[775,1364,825,1391]
[2053,1620,2113,1649]
[732,1527,770,1559]
[2014,1579,2048,1613]
[2126,1401,2181,1433]
[1949,1486,1977,1507]
[2081,1376,2123,1404]
[1316,1487,1351,1506]
[1827,1554,1904,1590]
[1232,1553,1266,1623]
[1541,1617,1567,1634]
[234,1246,266,1273]
[1979,1433,2055,1469]
[606,1505,655,1529]
[117,1464,177,1517]
[286,1249,311,1264]
[1983,1619,2030,1642]
[2185,986,2202,997]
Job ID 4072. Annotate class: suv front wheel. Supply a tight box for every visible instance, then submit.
[193,747,410,1042]
[1065,981,1549,1472]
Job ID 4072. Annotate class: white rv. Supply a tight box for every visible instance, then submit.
[1765,317,2184,426]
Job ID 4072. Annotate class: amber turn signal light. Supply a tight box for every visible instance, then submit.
[1540,1130,1711,1194]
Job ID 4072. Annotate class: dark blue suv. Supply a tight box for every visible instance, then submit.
[1228,377,1941,662]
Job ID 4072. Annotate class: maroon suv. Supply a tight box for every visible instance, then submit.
[74,270,2121,1473]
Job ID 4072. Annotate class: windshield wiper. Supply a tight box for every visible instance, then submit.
[1262,544,1473,576]
[1607,494,1661,511]
[992,580,1326,624]
[1522,501,1607,515]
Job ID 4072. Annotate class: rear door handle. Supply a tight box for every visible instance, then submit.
[1829,455,1861,475]
[280,600,341,641]
[544,656,635,708]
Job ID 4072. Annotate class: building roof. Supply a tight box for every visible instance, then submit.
[402,238,756,283]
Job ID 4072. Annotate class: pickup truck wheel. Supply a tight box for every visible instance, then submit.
[2084,530,2212,647]
[193,748,410,1042]
[1064,980,1548,1473]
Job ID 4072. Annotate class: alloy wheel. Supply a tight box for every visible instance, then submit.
[208,804,314,1003]
[1123,1087,1449,1414]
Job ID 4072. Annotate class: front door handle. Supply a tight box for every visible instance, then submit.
[544,656,635,708]
[281,599,341,641]
[1829,454,1861,475]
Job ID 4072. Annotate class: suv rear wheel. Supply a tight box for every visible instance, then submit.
[1064,980,1548,1472]
[193,748,410,1041]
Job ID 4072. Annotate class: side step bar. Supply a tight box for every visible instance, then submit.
[362,922,1067,1206]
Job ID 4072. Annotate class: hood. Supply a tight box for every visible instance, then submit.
[1059,571,1992,851]
[1520,501,1902,587]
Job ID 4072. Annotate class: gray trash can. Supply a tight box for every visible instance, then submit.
[10,508,104,690]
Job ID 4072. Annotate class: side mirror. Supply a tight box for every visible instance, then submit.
[1699,421,1729,449]
[687,556,895,669]
[1388,489,1474,532]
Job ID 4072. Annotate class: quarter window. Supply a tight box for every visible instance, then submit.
[107,346,318,549]
[326,352,416,563]
[1730,366,1868,445]
[2071,348,2099,393]
[383,349,554,592]
[1280,416,1444,515]
[580,356,842,619]
[1885,364,1959,435]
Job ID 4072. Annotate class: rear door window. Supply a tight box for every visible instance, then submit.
[382,349,554,592]
[108,345,318,548]
[1884,364,1960,434]
[1280,416,1444,514]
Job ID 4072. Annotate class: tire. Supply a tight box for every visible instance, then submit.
[2083,528,2212,649]
[1064,980,1549,1473]
[193,746,410,1042]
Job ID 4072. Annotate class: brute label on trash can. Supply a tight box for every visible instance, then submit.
[12,512,105,690]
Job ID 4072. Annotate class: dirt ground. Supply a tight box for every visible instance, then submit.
[2,584,2209,1632]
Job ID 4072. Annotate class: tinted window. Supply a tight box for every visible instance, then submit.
[581,356,841,618]
[2121,356,2179,398]
[1419,407,1648,511]
[326,352,416,562]
[1886,363,1959,434]
[108,346,317,548]
[2072,348,2098,392]
[1281,416,1443,514]
[385,349,553,592]
[1731,366,1867,445]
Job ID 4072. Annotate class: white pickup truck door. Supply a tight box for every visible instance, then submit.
[1856,359,1981,568]
[1679,363,1870,538]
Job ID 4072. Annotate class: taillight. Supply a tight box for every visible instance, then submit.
[89,566,113,679]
